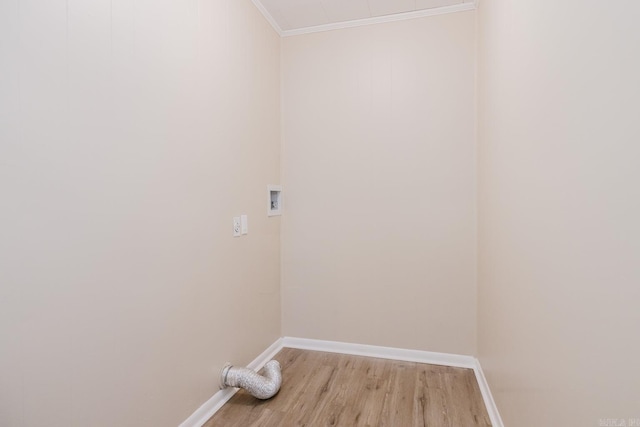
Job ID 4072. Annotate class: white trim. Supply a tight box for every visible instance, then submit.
[179,337,503,427]
[282,336,476,368]
[252,1,477,38]
[473,359,504,427]
[243,337,285,371]
[251,0,284,36]
[280,3,476,37]
[178,387,236,427]
[178,338,284,427]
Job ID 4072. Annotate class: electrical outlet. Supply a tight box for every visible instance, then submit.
[233,217,241,237]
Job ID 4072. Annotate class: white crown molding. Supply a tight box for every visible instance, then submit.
[251,1,477,38]
[179,336,502,427]
[281,2,476,37]
[251,0,284,36]
[178,338,284,427]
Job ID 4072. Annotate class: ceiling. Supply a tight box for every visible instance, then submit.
[253,0,476,35]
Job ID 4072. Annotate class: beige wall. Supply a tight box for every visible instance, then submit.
[478,1,640,425]
[0,1,280,426]
[8,0,637,424]
[281,11,477,355]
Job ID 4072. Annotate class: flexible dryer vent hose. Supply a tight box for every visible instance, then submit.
[220,360,282,400]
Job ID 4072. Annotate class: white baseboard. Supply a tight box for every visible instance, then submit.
[178,338,284,427]
[179,336,503,427]
[472,359,504,427]
[282,336,476,368]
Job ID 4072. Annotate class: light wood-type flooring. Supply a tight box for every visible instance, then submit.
[204,347,492,426]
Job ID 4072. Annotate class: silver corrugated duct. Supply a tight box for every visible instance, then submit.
[219,360,282,400]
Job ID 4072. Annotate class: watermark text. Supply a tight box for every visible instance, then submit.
[599,419,640,427]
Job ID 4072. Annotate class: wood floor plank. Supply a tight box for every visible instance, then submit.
[380,361,417,427]
[204,348,491,427]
